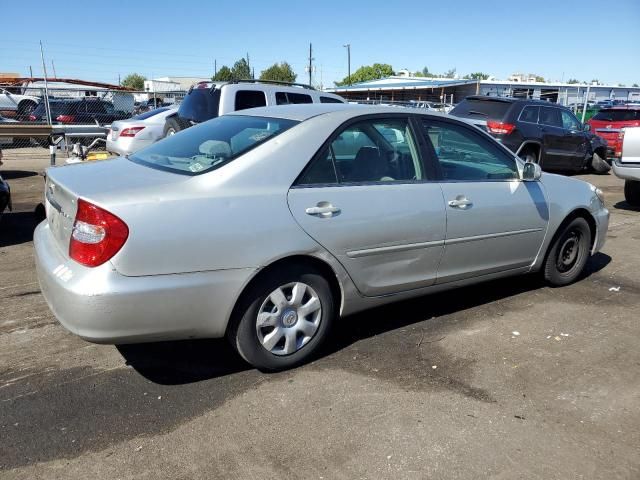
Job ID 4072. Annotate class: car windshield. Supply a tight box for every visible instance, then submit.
[132,107,172,120]
[591,109,640,122]
[450,99,512,120]
[129,115,299,175]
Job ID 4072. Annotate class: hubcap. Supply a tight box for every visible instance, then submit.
[256,282,322,356]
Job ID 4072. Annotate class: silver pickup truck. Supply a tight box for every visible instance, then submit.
[613,127,640,206]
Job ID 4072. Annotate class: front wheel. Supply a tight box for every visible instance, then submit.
[590,152,610,174]
[625,180,640,206]
[229,266,335,371]
[543,217,591,286]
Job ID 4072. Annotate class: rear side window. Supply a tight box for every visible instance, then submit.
[539,107,562,127]
[519,106,539,123]
[85,101,106,114]
[450,99,512,120]
[235,90,267,111]
[592,109,640,122]
[178,88,221,123]
[130,115,298,175]
[132,106,171,120]
[320,96,344,104]
[276,92,313,105]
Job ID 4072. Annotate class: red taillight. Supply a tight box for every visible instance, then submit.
[29,114,37,121]
[119,126,145,137]
[56,115,75,123]
[616,129,625,158]
[487,120,516,135]
[69,199,129,267]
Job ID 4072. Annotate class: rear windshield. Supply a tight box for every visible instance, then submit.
[132,106,171,120]
[450,99,512,120]
[177,88,221,123]
[591,109,640,122]
[33,101,76,115]
[130,115,298,175]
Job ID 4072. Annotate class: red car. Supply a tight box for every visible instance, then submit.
[588,106,640,159]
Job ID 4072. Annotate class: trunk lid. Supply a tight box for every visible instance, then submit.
[44,158,191,256]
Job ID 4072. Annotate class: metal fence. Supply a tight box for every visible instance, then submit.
[0,84,186,157]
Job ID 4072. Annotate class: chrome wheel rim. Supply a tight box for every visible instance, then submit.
[256,282,322,356]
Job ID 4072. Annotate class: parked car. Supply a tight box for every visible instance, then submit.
[450,96,610,173]
[612,126,640,206]
[35,104,609,371]
[0,161,10,219]
[107,106,177,156]
[28,98,129,125]
[0,114,18,146]
[0,88,39,118]
[588,107,640,159]
[163,80,345,136]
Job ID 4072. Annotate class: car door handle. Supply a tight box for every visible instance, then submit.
[448,197,473,209]
[305,203,341,217]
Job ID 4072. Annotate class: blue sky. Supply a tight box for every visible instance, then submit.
[1,0,639,87]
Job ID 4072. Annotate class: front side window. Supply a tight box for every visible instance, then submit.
[235,90,267,111]
[561,110,581,130]
[297,117,423,185]
[130,115,298,175]
[422,120,519,181]
[539,107,562,127]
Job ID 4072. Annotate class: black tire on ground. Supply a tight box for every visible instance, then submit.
[543,217,591,287]
[590,151,611,174]
[228,265,335,371]
[624,180,640,206]
[163,117,181,137]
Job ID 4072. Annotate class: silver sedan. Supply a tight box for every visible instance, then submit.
[106,106,177,156]
[35,104,609,370]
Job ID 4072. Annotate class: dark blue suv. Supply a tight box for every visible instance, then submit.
[450,96,610,173]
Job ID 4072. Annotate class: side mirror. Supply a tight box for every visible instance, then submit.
[583,123,591,132]
[522,161,542,181]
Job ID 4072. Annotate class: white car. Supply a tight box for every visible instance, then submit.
[0,88,39,117]
[107,107,178,156]
[0,114,18,145]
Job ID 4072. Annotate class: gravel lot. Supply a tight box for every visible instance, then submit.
[1,148,639,479]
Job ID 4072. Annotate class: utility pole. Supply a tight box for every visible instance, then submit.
[118,73,121,86]
[343,44,351,86]
[307,43,314,86]
[51,60,57,79]
[39,41,52,125]
[214,59,217,78]
[29,65,33,78]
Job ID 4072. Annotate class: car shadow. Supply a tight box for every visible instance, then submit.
[0,170,39,180]
[118,252,611,385]
[0,211,40,247]
[613,200,640,212]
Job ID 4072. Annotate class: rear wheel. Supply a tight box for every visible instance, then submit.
[624,180,640,206]
[543,217,591,286]
[229,266,335,371]
[590,151,610,174]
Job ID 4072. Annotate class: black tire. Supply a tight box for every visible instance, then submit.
[543,217,591,286]
[163,117,181,137]
[228,265,335,371]
[590,151,610,174]
[17,100,37,119]
[624,180,640,206]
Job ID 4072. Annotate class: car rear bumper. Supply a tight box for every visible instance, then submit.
[612,160,640,181]
[106,137,153,157]
[34,221,255,344]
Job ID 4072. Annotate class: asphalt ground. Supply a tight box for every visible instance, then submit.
[1,148,639,479]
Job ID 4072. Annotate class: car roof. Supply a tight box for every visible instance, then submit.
[464,95,559,107]
[226,103,453,122]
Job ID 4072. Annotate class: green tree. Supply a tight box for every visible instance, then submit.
[259,62,297,83]
[121,73,146,90]
[212,65,233,81]
[534,75,545,82]
[443,68,456,78]
[567,78,580,84]
[463,72,490,80]
[335,63,394,86]
[231,58,252,80]
[414,66,430,77]
[633,83,639,87]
